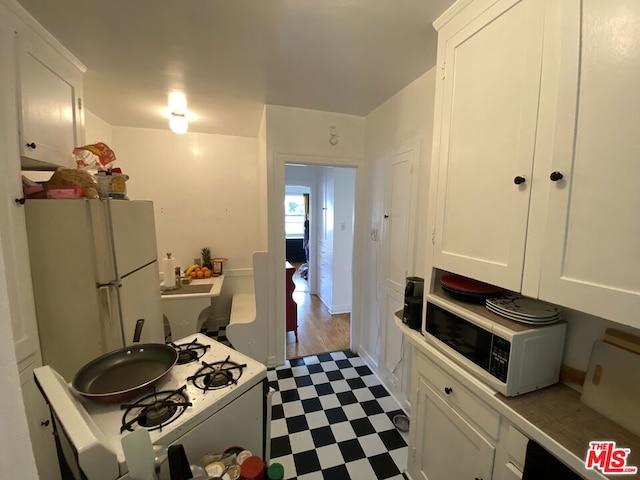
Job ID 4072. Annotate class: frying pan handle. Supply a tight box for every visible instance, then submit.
[168,444,193,480]
[133,319,145,343]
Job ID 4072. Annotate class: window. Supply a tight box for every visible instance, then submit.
[285,194,306,238]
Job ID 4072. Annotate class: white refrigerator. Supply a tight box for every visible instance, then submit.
[25,199,164,381]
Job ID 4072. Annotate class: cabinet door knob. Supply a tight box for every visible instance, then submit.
[550,171,564,182]
[513,176,526,185]
[40,420,50,427]
[444,387,453,395]
[26,142,37,149]
[15,198,25,205]
[384,214,389,219]
[475,478,483,480]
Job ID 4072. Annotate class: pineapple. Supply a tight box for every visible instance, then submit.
[201,247,212,270]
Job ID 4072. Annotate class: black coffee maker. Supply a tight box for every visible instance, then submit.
[403,276,424,330]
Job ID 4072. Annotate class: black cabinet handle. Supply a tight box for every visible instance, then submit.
[15,198,25,205]
[384,214,389,219]
[444,387,453,395]
[513,176,526,185]
[550,171,564,182]
[26,142,36,149]
[40,420,50,427]
[475,477,483,480]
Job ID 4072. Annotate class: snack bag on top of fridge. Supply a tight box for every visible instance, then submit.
[73,142,117,170]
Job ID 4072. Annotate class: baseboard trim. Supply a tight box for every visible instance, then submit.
[330,304,351,315]
[224,268,253,277]
[358,345,410,413]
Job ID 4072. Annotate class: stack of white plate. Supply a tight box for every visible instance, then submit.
[486,293,561,325]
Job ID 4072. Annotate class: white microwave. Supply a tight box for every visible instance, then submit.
[424,294,566,397]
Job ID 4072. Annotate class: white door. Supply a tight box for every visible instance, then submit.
[384,151,414,293]
[537,0,640,327]
[321,169,334,245]
[412,378,495,480]
[20,364,60,480]
[119,262,164,345]
[381,150,415,386]
[432,0,545,291]
[109,200,159,276]
[17,30,81,169]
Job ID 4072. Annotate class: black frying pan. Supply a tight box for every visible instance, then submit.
[72,319,178,403]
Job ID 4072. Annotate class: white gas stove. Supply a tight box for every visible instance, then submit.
[34,334,269,480]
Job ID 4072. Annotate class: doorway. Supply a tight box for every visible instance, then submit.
[285,164,355,358]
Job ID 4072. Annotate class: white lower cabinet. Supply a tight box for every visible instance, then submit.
[20,361,60,480]
[411,378,495,480]
[408,352,497,480]
[492,423,529,480]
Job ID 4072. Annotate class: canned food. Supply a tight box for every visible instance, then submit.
[227,464,241,480]
[204,461,226,477]
[236,450,252,465]
[239,456,265,480]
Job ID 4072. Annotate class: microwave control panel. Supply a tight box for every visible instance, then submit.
[489,336,510,382]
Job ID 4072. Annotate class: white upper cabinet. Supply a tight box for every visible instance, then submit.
[15,23,84,170]
[534,0,640,327]
[430,0,640,327]
[432,0,545,292]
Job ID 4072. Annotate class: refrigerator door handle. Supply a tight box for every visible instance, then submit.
[97,283,126,348]
[96,280,122,289]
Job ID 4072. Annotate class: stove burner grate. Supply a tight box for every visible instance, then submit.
[121,386,192,433]
[172,338,211,365]
[188,356,246,391]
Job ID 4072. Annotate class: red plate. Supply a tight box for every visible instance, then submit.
[440,274,503,295]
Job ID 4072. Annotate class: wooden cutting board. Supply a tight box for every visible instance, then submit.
[604,328,640,355]
[581,341,640,437]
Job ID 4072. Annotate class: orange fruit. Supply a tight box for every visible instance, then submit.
[195,267,201,272]
[204,270,212,277]
[189,271,197,278]
[196,270,204,278]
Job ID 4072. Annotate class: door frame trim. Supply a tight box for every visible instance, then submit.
[269,152,364,366]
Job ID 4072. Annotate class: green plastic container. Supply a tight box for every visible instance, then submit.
[267,462,284,480]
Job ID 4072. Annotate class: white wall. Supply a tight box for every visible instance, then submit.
[266,106,366,366]
[112,126,260,273]
[266,106,366,159]
[360,67,438,409]
[85,109,113,146]
[366,69,437,279]
[286,164,322,188]
[332,167,356,313]
[89,123,261,327]
[256,107,268,250]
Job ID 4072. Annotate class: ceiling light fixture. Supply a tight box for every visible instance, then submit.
[168,92,188,134]
[169,113,188,134]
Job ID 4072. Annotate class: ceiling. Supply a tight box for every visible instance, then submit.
[17,0,454,137]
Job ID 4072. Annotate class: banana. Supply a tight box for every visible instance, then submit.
[184,264,198,276]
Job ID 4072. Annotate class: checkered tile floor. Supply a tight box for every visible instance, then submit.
[268,351,409,480]
[204,325,232,347]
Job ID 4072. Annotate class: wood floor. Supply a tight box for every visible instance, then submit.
[286,263,350,359]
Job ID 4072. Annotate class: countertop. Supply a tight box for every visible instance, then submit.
[497,384,640,476]
[160,275,224,301]
[395,311,640,480]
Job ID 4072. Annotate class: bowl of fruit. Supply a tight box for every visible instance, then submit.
[184,264,213,280]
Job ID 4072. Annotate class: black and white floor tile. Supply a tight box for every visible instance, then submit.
[204,324,232,347]
[268,351,409,480]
